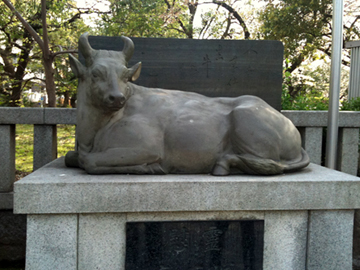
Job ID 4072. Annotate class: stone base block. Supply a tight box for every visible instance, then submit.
[14,158,360,270]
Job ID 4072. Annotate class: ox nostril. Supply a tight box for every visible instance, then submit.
[109,95,115,102]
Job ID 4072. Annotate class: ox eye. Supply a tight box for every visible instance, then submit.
[92,70,102,78]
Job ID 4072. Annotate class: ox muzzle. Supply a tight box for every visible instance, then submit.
[104,92,126,110]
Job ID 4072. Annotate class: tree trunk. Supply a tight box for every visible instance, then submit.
[63,91,70,107]
[9,82,22,107]
[70,94,77,108]
[10,32,34,106]
[43,56,56,107]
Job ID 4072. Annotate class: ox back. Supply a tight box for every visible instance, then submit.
[82,36,284,110]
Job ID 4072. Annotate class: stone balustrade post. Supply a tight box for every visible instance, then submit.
[33,125,57,171]
[337,127,360,176]
[300,127,323,165]
[0,124,15,193]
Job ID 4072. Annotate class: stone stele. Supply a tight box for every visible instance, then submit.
[65,32,309,176]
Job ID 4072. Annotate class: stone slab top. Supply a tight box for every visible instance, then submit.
[14,157,360,214]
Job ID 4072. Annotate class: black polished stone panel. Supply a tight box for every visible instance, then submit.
[84,37,283,110]
[125,220,264,270]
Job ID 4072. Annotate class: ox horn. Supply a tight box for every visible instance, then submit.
[79,32,94,67]
[121,36,134,63]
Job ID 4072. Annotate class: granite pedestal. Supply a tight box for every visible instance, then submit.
[14,157,360,270]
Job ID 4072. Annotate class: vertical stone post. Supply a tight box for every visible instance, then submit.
[78,214,127,269]
[307,210,354,270]
[33,125,57,171]
[0,124,15,192]
[263,211,308,270]
[26,214,78,270]
[337,127,359,175]
[302,127,323,165]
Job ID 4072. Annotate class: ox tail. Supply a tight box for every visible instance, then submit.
[233,148,310,175]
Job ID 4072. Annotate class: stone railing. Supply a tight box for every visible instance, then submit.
[0,108,359,210]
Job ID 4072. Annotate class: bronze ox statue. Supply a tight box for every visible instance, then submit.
[65,33,309,175]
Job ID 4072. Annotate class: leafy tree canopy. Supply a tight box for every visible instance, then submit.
[0,0,90,106]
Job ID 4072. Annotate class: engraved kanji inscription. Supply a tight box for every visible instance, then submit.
[125,220,264,270]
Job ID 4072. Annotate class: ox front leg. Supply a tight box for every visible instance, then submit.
[65,151,79,168]
[82,148,167,175]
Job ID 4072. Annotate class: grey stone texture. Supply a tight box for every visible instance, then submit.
[78,214,126,270]
[26,214,77,270]
[14,158,360,269]
[33,125,57,171]
[0,107,76,125]
[283,110,360,127]
[307,210,354,270]
[0,107,43,124]
[14,158,360,214]
[44,108,76,125]
[353,210,360,270]
[0,125,15,192]
[338,128,359,175]
[263,211,307,270]
[300,127,323,165]
[0,192,13,210]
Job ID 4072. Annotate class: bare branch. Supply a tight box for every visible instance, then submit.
[349,15,360,30]
[21,76,45,91]
[318,47,350,66]
[221,15,232,39]
[51,50,78,58]
[201,0,250,39]
[2,0,44,51]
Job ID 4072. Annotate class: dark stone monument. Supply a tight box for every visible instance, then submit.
[86,36,284,110]
[125,220,264,270]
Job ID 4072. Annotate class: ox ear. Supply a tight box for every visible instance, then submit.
[69,54,85,78]
[128,62,142,82]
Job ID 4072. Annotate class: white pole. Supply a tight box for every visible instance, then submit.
[325,0,344,169]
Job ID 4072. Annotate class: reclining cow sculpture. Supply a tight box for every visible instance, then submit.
[65,32,309,175]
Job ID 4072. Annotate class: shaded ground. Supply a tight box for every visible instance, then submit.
[15,171,30,182]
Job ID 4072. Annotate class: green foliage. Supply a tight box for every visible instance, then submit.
[281,64,329,110]
[258,0,332,65]
[341,97,360,111]
[282,88,329,110]
[95,0,180,37]
[0,0,89,107]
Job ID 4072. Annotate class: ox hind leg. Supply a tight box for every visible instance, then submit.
[212,154,285,176]
[212,100,292,176]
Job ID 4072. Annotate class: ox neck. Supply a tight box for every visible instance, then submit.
[76,96,124,153]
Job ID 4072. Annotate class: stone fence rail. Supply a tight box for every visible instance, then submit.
[0,108,359,210]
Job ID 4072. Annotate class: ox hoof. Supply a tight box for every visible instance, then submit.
[212,164,229,176]
[65,151,79,168]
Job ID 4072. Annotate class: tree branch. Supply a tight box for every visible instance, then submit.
[51,50,78,58]
[2,0,44,51]
[318,47,350,66]
[41,0,50,58]
[21,76,45,91]
[163,0,193,38]
[201,0,250,39]
[221,14,232,39]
